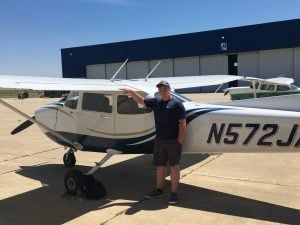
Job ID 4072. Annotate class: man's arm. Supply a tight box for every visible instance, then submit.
[119,88,145,105]
[178,118,186,144]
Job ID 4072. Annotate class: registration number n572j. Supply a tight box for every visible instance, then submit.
[207,123,300,147]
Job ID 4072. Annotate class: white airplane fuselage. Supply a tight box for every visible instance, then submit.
[34,91,300,154]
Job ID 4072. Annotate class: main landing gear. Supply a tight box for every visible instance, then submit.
[64,149,122,199]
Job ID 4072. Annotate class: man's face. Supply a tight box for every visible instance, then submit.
[158,85,171,99]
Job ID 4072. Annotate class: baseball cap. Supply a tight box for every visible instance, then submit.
[156,80,170,88]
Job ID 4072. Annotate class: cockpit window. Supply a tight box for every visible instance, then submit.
[277,85,290,91]
[82,93,113,113]
[260,84,275,91]
[64,91,79,109]
[117,95,151,114]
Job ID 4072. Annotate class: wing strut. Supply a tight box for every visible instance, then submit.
[0,98,82,150]
[110,58,128,82]
[145,60,161,81]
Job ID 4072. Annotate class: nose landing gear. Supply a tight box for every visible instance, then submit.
[63,147,76,167]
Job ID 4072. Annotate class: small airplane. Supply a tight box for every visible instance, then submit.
[224,77,300,100]
[0,60,300,198]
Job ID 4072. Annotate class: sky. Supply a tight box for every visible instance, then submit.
[0,0,299,77]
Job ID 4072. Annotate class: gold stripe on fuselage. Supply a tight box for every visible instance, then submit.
[86,127,155,136]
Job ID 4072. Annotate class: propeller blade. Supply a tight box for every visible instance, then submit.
[11,116,35,135]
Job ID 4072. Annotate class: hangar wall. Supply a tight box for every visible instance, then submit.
[63,19,300,92]
[238,47,300,84]
[86,54,229,79]
[85,47,300,89]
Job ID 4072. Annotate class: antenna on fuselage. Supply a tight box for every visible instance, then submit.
[110,58,128,82]
[145,60,161,81]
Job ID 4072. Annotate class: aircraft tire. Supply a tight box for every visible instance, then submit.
[63,152,76,167]
[82,175,107,200]
[64,169,84,195]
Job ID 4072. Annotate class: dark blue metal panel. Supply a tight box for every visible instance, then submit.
[61,19,300,78]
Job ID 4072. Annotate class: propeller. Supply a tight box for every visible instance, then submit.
[11,116,35,135]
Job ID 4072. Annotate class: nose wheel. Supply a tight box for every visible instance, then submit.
[63,148,76,167]
[64,169,83,195]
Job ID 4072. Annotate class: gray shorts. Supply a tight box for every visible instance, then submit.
[153,137,182,167]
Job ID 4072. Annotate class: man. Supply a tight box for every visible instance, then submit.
[120,80,186,204]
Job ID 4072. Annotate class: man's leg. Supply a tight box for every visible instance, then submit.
[167,140,182,204]
[170,165,180,193]
[156,166,167,189]
[145,138,166,199]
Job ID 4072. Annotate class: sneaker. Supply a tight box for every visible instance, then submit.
[145,188,164,199]
[169,192,178,204]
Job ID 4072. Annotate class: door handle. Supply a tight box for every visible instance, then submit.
[100,115,109,119]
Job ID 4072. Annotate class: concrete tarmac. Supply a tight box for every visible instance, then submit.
[0,95,299,225]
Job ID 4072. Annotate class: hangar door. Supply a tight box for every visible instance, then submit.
[259,48,294,79]
[295,48,300,84]
[86,64,106,79]
[127,61,149,79]
[200,54,228,75]
[200,54,228,92]
[238,52,259,76]
[149,59,173,77]
[174,57,200,76]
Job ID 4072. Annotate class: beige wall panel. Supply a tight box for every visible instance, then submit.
[127,61,149,79]
[149,59,173,77]
[86,64,105,79]
[174,57,200,76]
[106,62,126,79]
[200,55,228,75]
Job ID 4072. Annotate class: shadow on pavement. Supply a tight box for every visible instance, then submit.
[0,154,299,225]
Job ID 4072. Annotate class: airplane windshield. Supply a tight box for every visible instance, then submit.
[65,91,79,109]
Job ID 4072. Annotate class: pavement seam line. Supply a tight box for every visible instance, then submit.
[0,147,61,163]
[0,160,53,175]
[192,173,300,189]
[180,154,222,179]
[99,154,222,225]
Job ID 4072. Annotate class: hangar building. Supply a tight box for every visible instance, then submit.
[61,19,300,92]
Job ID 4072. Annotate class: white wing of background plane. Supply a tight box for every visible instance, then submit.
[243,76,294,85]
[0,74,244,93]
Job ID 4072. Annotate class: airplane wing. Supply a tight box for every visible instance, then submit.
[0,75,126,91]
[243,76,294,85]
[131,75,244,90]
[265,77,294,85]
[0,74,245,92]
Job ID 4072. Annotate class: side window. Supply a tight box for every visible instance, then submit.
[117,95,151,114]
[65,91,79,109]
[277,85,290,91]
[260,84,275,91]
[82,93,113,113]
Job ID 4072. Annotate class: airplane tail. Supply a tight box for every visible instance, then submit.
[216,93,300,112]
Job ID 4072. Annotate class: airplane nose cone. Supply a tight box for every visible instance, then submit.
[35,106,58,130]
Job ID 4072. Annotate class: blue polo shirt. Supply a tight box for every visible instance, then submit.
[144,97,186,140]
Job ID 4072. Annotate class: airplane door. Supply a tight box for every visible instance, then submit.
[114,93,155,152]
[77,92,115,150]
